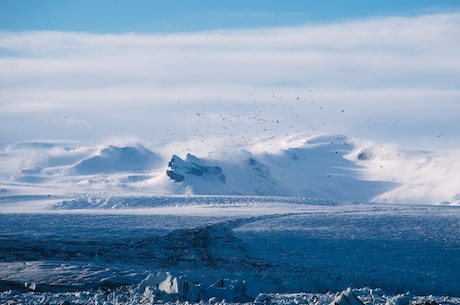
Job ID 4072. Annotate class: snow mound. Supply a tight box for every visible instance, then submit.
[71,145,161,175]
[1,133,460,204]
[251,134,395,201]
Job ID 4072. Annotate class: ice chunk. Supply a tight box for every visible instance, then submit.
[331,288,364,305]
[385,293,413,305]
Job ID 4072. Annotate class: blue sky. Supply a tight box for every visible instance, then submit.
[1,1,460,149]
[1,0,459,32]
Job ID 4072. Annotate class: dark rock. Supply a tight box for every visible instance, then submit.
[166,154,226,183]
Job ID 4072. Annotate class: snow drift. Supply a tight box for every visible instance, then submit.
[1,133,459,204]
[71,144,161,175]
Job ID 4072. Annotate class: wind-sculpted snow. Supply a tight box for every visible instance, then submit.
[161,134,395,199]
[0,131,459,304]
[1,133,459,204]
[71,145,161,175]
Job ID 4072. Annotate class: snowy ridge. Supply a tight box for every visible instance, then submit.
[71,144,161,175]
[1,133,459,205]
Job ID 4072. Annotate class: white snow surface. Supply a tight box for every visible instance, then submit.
[1,133,460,304]
[0,132,459,205]
[0,200,459,304]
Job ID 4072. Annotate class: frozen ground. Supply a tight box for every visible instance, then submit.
[0,196,459,304]
[0,134,459,303]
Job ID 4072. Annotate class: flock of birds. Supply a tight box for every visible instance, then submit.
[162,89,444,167]
[153,90,353,162]
[185,90,344,149]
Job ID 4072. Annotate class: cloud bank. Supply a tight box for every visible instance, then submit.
[1,13,459,148]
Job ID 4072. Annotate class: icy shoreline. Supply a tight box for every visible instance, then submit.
[2,274,460,305]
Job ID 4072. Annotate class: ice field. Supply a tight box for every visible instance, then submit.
[0,195,459,304]
[1,133,460,303]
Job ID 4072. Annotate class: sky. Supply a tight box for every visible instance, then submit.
[1,1,460,150]
[1,1,460,33]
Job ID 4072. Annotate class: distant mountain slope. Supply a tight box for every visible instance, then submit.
[1,134,459,205]
[254,134,396,201]
[164,153,284,196]
[158,134,394,201]
[71,145,161,175]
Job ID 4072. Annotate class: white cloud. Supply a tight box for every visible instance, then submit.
[0,13,459,148]
[46,117,91,128]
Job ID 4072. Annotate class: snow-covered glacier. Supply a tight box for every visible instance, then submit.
[0,133,459,304]
[0,200,459,304]
[1,133,459,204]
